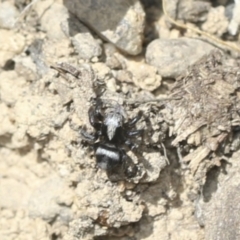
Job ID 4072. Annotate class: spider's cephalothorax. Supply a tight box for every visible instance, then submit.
[81,99,143,181]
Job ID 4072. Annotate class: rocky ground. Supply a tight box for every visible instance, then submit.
[1,0,240,239]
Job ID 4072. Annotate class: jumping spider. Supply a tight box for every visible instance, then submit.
[81,99,143,181]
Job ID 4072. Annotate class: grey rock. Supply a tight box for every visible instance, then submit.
[0,2,19,29]
[198,150,240,240]
[178,0,211,22]
[163,0,179,20]
[164,0,210,23]
[63,0,145,55]
[228,0,240,35]
[225,3,235,20]
[27,39,49,77]
[34,1,88,41]
[72,33,102,60]
[146,38,214,78]
[35,2,69,40]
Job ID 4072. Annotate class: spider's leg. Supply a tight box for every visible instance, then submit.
[88,100,104,130]
[125,139,139,150]
[124,129,144,150]
[127,129,143,137]
[125,111,143,127]
[81,129,98,143]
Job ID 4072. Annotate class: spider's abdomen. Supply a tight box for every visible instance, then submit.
[95,143,125,170]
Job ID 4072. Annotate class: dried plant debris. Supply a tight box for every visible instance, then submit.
[163,50,240,176]
[197,150,240,239]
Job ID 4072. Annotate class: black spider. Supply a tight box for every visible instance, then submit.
[81,99,143,181]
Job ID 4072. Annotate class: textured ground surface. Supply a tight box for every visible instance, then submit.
[1,0,240,240]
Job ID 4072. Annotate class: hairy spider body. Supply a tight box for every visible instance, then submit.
[95,142,125,171]
[81,99,142,181]
[94,142,137,180]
